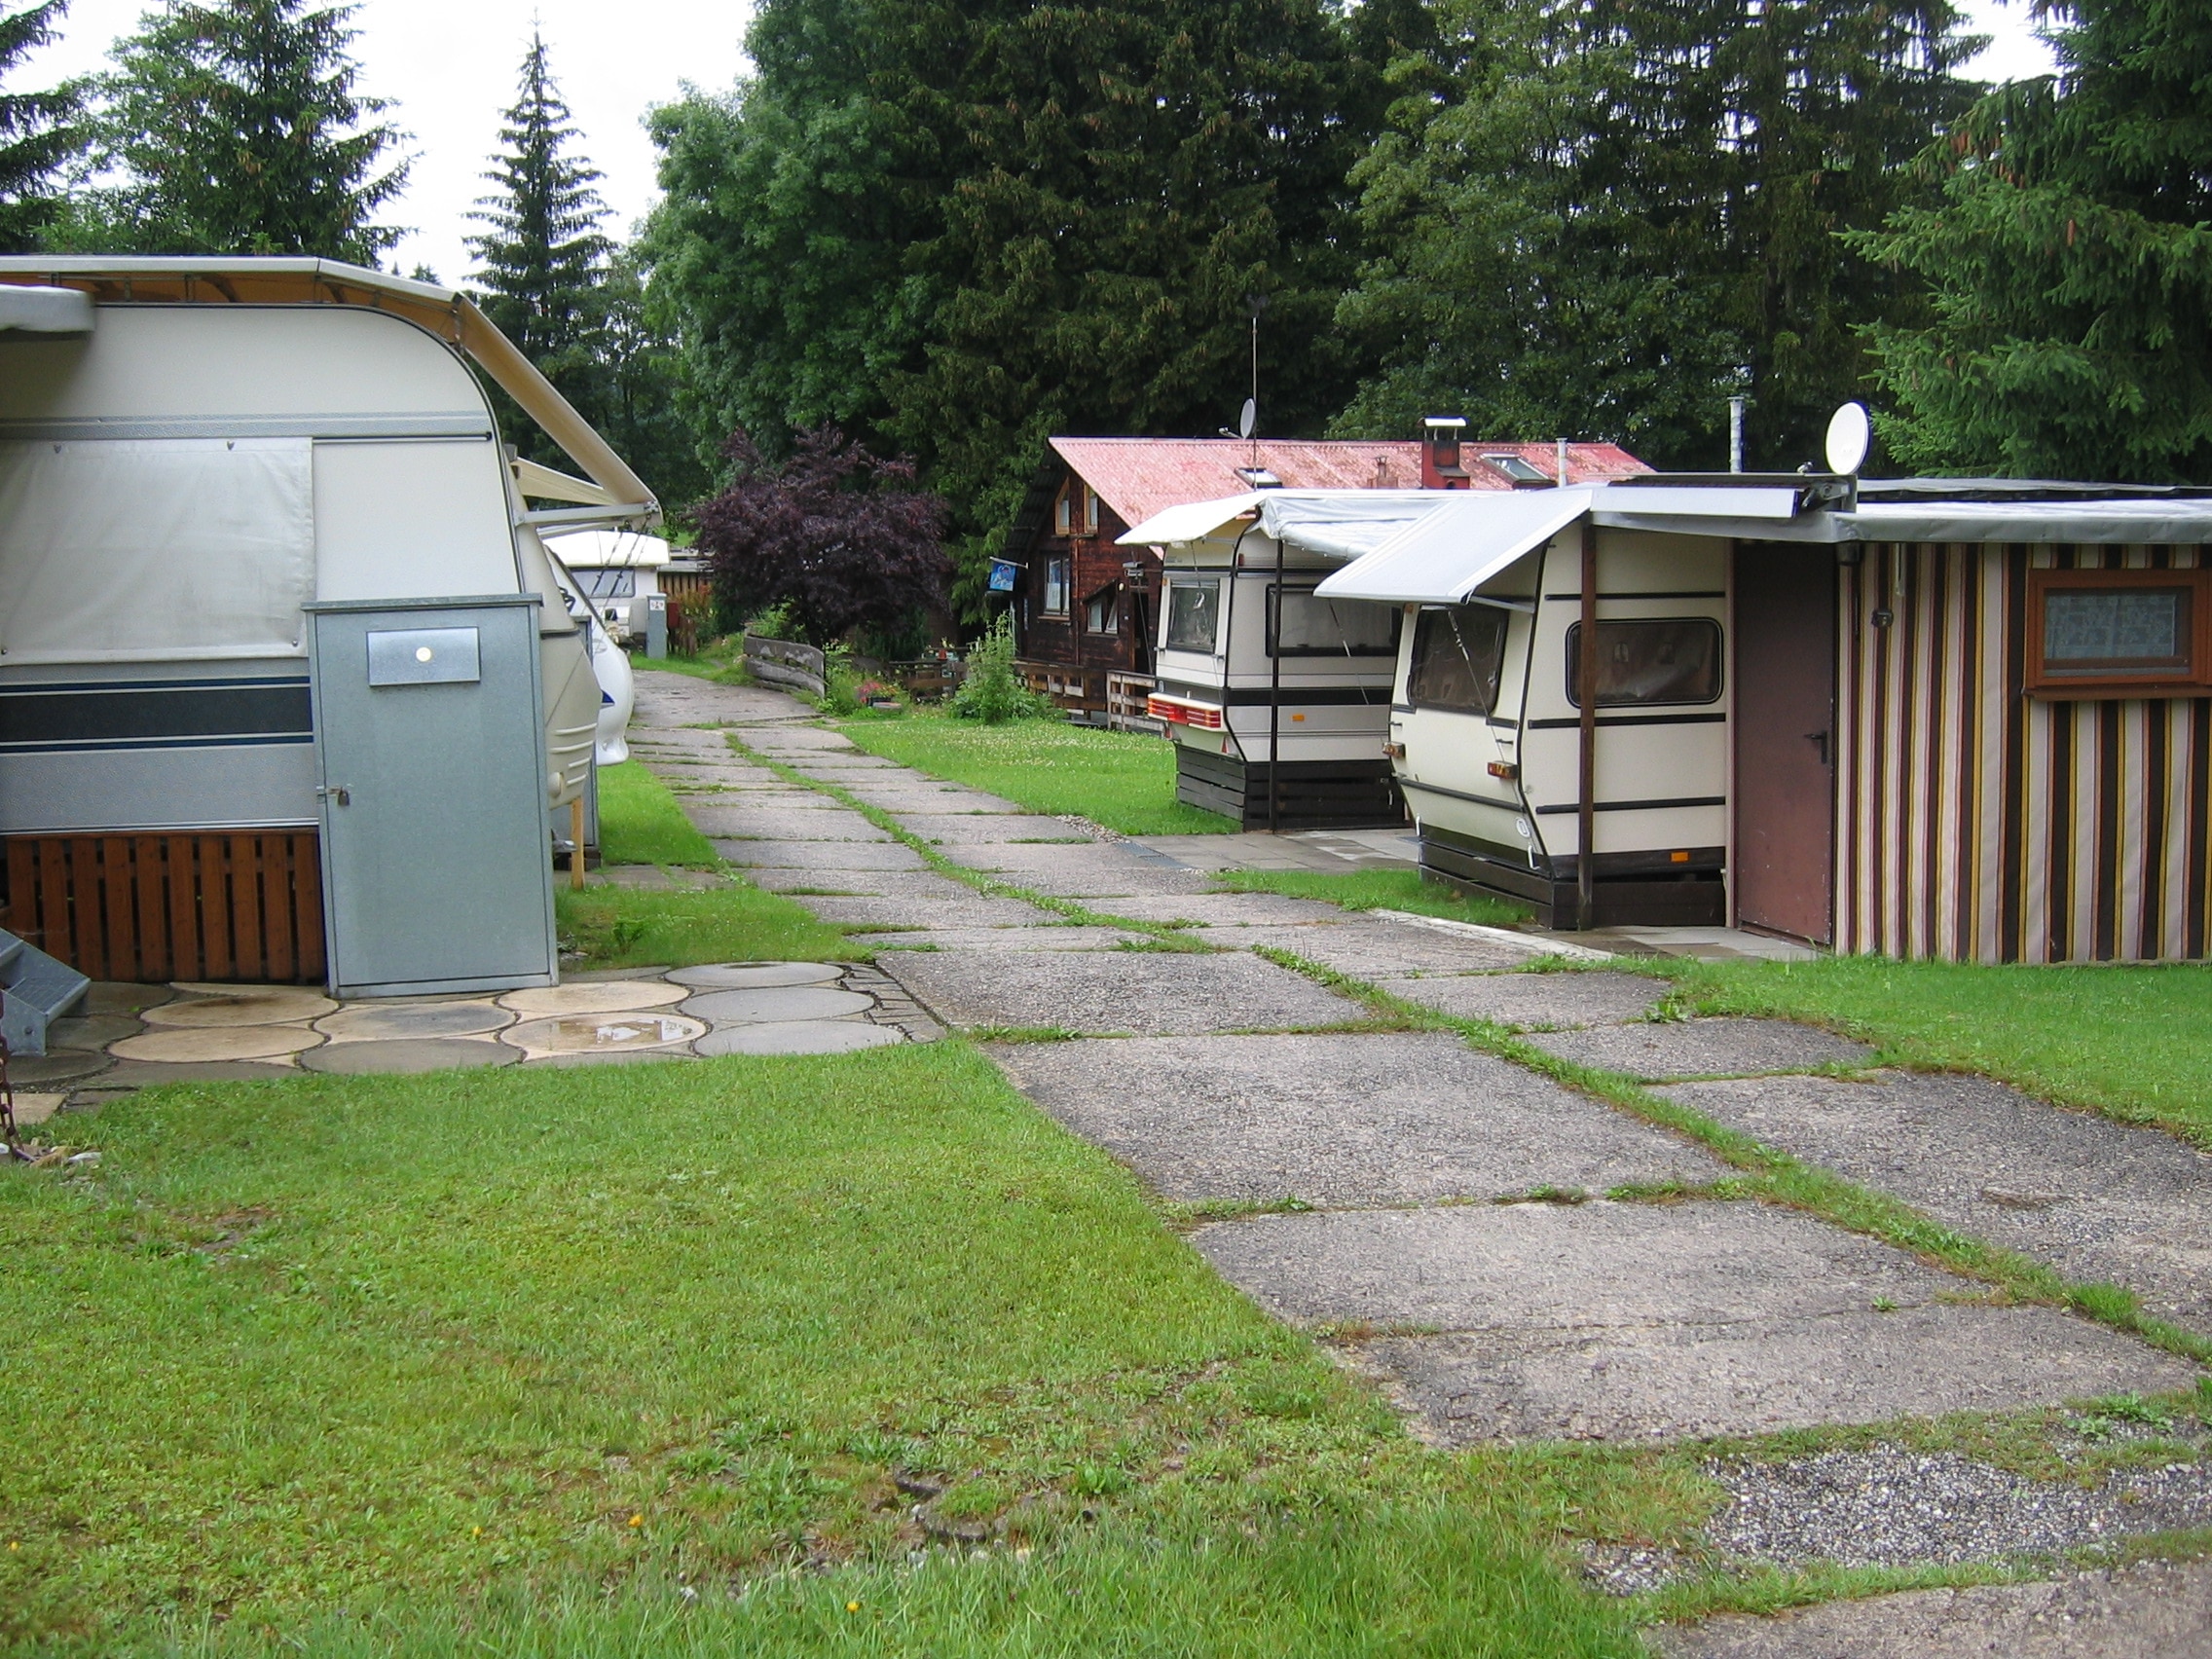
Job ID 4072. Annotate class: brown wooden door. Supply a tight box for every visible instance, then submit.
[1733,543,1836,943]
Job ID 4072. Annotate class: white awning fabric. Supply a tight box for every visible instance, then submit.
[0,437,314,663]
[1117,492,1265,547]
[1316,489,1594,605]
[1257,490,1449,559]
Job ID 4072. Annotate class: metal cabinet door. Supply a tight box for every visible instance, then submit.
[307,596,556,996]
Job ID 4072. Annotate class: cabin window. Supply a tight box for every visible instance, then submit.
[1268,587,1400,657]
[1054,482,1098,537]
[1163,578,1223,653]
[1407,606,1509,714]
[1041,556,1071,616]
[1565,618,1722,707]
[1085,586,1120,635]
[577,569,636,600]
[2026,568,2211,692]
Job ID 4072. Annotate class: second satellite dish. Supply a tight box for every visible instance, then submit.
[1239,397,1257,440]
[1825,401,1871,475]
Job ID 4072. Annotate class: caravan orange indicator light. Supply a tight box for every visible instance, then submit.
[1487,760,1519,780]
[1671,850,1690,864]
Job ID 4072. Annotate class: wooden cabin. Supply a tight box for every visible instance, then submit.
[1305,475,2212,961]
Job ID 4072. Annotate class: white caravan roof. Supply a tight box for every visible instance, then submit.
[541,528,673,570]
[0,256,655,526]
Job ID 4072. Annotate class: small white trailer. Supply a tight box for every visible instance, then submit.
[543,527,670,645]
[0,257,658,995]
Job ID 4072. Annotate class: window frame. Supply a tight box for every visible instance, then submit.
[1563,616,1724,710]
[1084,583,1121,636]
[1266,583,1401,658]
[1040,555,1072,618]
[1161,576,1224,655]
[2024,567,2212,695]
[1407,604,1511,717]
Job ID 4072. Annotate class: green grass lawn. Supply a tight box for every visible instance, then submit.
[634,645,754,687]
[1658,954,2212,1146]
[596,760,719,866]
[834,715,1236,836]
[0,1048,1635,1657]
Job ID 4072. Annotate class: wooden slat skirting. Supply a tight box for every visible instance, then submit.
[2,830,325,984]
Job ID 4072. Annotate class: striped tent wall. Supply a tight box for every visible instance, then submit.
[1832,542,2212,963]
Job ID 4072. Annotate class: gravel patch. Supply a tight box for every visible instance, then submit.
[1704,1444,2212,1570]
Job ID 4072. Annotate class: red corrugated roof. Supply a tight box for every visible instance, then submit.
[1049,436,1648,533]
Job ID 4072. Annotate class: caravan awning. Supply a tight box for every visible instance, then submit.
[1315,490,1594,605]
[1118,488,1450,554]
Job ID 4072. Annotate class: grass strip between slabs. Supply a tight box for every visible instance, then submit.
[727,735,1217,952]
[1250,944,2212,1369]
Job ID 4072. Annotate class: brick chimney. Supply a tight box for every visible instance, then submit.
[1420,416,1471,490]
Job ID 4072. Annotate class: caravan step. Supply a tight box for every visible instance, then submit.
[0,928,91,1059]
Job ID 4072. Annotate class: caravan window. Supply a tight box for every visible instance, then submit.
[1565,618,1722,707]
[1407,607,1509,714]
[1163,578,1223,653]
[577,569,636,600]
[1268,588,1400,657]
[2025,569,2210,691]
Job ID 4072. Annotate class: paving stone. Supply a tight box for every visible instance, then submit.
[500,1012,705,1058]
[300,1038,519,1074]
[769,756,908,772]
[885,948,1363,1035]
[1647,1559,2212,1659]
[846,796,1030,818]
[84,981,175,1015]
[741,726,857,751]
[694,1020,905,1056]
[1664,1071,2212,1332]
[896,813,1092,843]
[1377,971,1667,1029]
[8,1049,110,1086]
[47,1014,143,1049]
[143,986,339,1027]
[72,1058,298,1088]
[793,894,1059,930]
[742,866,975,900]
[110,1025,319,1063]
[667,962,846,989]
[499,981,687,1016]
[1092,894,1354,926]
[313,1001,513,1041]
[937,842,1170,878]
[994,1033,1721,1204]
[1529,1017,1875,1080]
[681,985,875,1022]
[685,806,889,841]
[1216,917,1545,976]
[1193,1201,2195,1443]
[12,1091,62,1125]
[715,839,928,870]
[864,927,1146,952]
[977,865,1222,899]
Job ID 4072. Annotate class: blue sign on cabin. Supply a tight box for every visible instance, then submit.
[987,559,1018,593]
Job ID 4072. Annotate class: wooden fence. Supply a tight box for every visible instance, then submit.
[3,830,325,984]
[742,635,828,698]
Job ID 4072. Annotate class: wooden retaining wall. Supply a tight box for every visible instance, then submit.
[3,830,326,984]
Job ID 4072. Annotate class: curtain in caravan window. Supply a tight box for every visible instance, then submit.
[0,438,314,664]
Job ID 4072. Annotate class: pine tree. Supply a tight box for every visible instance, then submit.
[0,1,83,250]
[468,33,613,467]
[55,0,406,259]
[1855,0,2212,480]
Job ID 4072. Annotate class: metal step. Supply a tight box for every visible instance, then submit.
[0,928,91,1058]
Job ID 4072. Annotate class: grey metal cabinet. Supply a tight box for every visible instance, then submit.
[305,595,557,997]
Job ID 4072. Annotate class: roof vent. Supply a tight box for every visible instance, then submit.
[1482,453,1551,488]
[1234,466,1283,489]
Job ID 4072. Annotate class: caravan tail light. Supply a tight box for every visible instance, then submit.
[1148,694,1224,730]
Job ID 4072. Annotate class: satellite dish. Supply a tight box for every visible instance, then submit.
[1825,401,1871,475]
[1238,398,1257,440]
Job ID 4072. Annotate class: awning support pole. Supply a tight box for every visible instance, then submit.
[1577,521,1598,931]
[1269,527,1283,833]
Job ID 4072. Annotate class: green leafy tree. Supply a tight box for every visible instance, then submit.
[646,0,1387,616]
[1855,0,2212,480]
[54,0,406,259]
[1337,0,1974,468]
[0,1,83,250]
[468,33,612,470]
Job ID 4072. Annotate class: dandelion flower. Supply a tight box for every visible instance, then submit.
[629,1513,645,1528]
[847,1602,861,1613]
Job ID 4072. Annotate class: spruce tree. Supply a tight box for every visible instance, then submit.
[0,0,82,250]
[1855,0,2212,480]
[58,0,405,259]
[468,32,613,467]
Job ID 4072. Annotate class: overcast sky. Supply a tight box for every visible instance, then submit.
[15,0,2059,290]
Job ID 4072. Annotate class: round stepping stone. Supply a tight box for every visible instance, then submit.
[144,987,338,1027]
[111,1024,320,1062]
[667,962,845,989]
[301,1038,520,1075]
[8,1048,111,1087]
[500,1012,706,1059]
[315,1001,513,1042]
[694,1020,903,1056]
[498,981,687,1016]
[682,985,874,1023]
